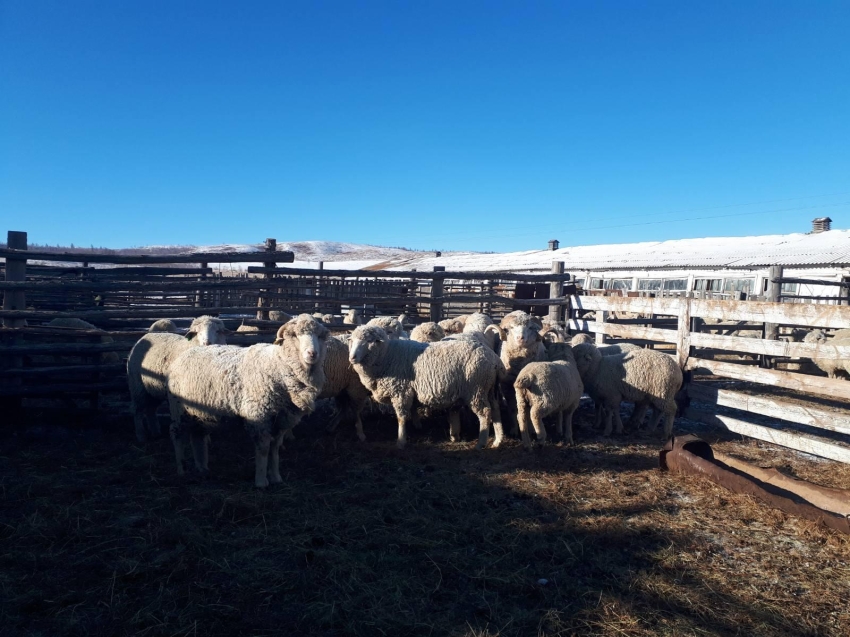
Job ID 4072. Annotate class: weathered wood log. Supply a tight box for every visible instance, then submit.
[684,408,850,465]
[687,384,850,436]
[686,357,850,401]
[567,319,678,343]
[0,248,295,264]
[690,331,850,360]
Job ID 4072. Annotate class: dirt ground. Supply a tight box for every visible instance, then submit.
[1,399,849,637]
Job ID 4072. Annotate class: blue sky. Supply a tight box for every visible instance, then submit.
[1,1,848,252]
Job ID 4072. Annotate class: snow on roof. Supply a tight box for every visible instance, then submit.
[385,230,850,273]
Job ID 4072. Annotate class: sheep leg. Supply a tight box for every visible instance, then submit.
[247,421,272,488]
[613,407,624,435]
[190,431,210,474]
[490,396,505,448]
[530,405,547,444]
[563,407,575,446]
[449,410,461,443]
[594,401,604,429]
[392,398,412,449]
[663,410,675,440]
[555,410,564,439]
[354,411,366,442]
[516,392,533,449]
[646,408,663,433]
[602,400,619,437]
[168,401,190,476]
[267,431,284,484]
[133,409,148,443]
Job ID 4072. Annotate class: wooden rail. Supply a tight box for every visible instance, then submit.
[0,248,295,264]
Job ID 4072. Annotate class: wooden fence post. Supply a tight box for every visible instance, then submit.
[548,261,565,323]
[764,265,783,340]
[677,298,691,370]
[3,231,27,327]
[256,238,276,320]
[430,266,445,322]
[594,310,608,345]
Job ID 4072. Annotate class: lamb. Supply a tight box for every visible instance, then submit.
[409,322,446,343]
[126,315,229,442]
[572,342,682,439]
[148,319,179,333]
[269,310,293,323]
[514,342,584,447]
[366,316,406,340]
[438,318,465,335]
[348,325,506,449]
[45,317,120,364]
[167,314,329,488]
[803,329,850,379]
[498,311,547,432]
[343,308,364,325]
[319,336,371,441]
[312,312,338,325]
[570,333,594,347]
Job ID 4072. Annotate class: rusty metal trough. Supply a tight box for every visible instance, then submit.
[660,435,850,535]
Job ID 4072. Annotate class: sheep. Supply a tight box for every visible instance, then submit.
[572,342,683,439]
[236,324,261,333]
[148,319,179,333]
[167,314,329,488]
[127,316,229,442]
[498,311,547,433]
[514,342,583,448]
[438,318,465,335]
[570,333,595,347]
[312,312,338,325]
[319,336,371,441]
[348,325,506,449]
[45,317,120,364]
[803,329,850,379]
[539,322,568,344]
[409,322,446,343]
[459,313,504,351]
[366,316,406,340]
[343,308,364,325]
[269,310,293,323]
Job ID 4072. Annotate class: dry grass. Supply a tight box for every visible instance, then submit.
[1,401,849,636]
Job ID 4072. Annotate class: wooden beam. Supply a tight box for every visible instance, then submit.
[691,297,850,329]
[685,357,850,401]
[430,266,445,322]
[764,265,782,342]
[688,384,850,436]
[0,380,129,396]
[2,231,27,328]
[567,319,679,343]
[690,331,850,360]
[685,408,850,464]
[0,363,127,378]
[677,297,691,368]
[548,261,565,323]
[570,295,684,317]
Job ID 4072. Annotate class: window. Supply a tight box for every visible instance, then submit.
[694,278,722,292]
[609,279,632,291]
[663,279,688,291]
[780,282,799,295]
[572,278,585,289]
[637,279,662,290]
[590,278,605,289]
[723,278,754,294]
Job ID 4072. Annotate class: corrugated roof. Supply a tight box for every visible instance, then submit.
[388,230,850,272]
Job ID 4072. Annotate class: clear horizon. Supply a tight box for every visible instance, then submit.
[2,1,848,252]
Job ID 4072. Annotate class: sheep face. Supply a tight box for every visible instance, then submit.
[367,316,404,339]
[571,342,601,378]
[275,314,330,369]
[803,329,828,344]
[187,316,229,345]
[348,326,386,365]
[506,319,543,349]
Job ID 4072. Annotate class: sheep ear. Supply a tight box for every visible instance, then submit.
[186,329,197,340]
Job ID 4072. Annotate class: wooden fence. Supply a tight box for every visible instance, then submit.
[570,294,850,464]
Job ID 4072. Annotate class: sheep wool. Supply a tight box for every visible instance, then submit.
[348,325,506,449]
[409,322,446,343]
[167,314,329,488]
[319,336,371,441]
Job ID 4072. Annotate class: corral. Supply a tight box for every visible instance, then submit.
[2,230,850,636]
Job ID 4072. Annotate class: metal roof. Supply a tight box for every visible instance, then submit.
[389,230,850,273]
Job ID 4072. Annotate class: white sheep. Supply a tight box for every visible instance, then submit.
[409,322,446,343]
[498,311,547,432]
[803,329,850,379]
[148,319,179,333]
[514,342,583,447]
[126,316,229,442]
[269,310,293,323]
[343,308,364,325]
[366,316,407,340]
[348,325,506,449]
[167,314,329,488]
[572,342,683,439]
[45,317,121,364]
[569,333,595,347]
[319,336,371,441]
[438,318,465,335]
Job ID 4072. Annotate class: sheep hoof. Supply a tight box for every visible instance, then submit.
[396,440,406,450]
[491,437,503,449]
[255,477,270,488]
[268,474,283,485]
[449,435,458,443]
[357,432,366,442]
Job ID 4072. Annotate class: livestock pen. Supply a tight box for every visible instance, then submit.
[2,231,850,636]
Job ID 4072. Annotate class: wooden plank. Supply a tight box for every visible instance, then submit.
[691,297,850,329]
[567,319,679,343]
[685,408,850,464]
[677,298,691,368]
[0,248,295,265]
[430,266,445,322]
[685,357,850,401]
[248,266,573,282]
[0,363,127,378]
[764,265,782,342]
[0,341,132,355]
[688,384,850,436]
[570,295,684,316]
[548,261,564,323]
[780,277,849,288]
[0,380,129,396]
[690,331,850,360]
[594,310,607,345]
[3,231,27,328]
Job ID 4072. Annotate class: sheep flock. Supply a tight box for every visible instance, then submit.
[120,309,698,488]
